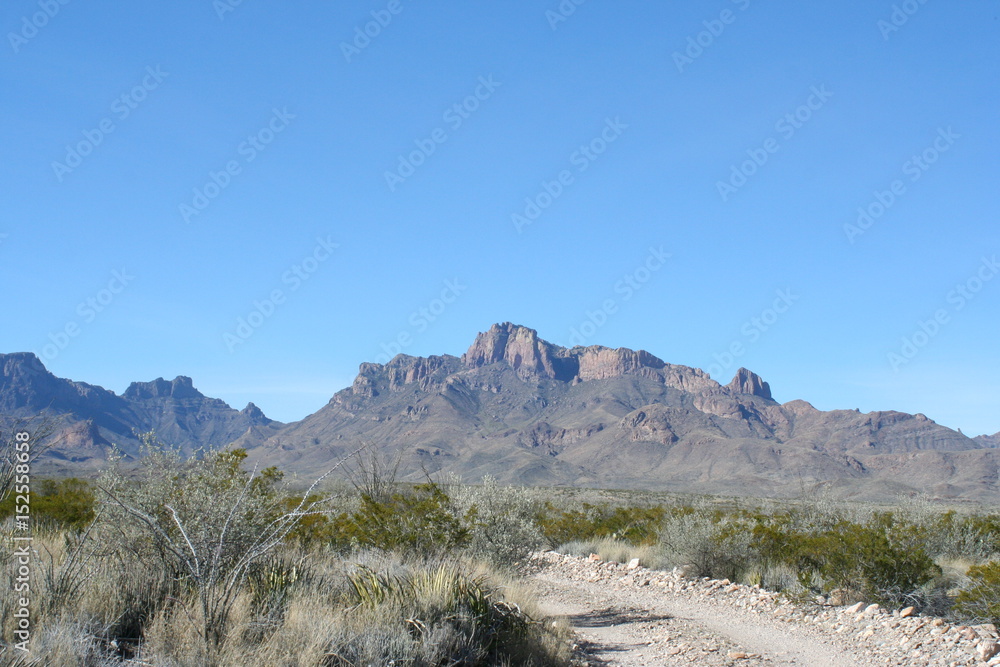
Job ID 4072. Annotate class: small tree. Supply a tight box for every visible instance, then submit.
[99,433,360,655]
[0,415,58,505]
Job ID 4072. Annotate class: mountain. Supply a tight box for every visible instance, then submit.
[0,352,281,473]
[4,323,999,500]
[231,323,1000,501]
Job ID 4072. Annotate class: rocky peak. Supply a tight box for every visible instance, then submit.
[463,323,576,381]
[726,368,772,400]
[1,352,48,378]
[0,352,121,413]
[123,376,203,401]
[240,402,271,424]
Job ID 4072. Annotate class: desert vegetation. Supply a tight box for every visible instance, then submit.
[545,493,1000,623]
[0,434,566,666]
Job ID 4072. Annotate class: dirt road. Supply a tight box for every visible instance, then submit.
[532,552,1000,666]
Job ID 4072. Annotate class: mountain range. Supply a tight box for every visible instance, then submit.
[4,323,999,501]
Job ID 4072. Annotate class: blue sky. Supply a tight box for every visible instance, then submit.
[3,0,998,436]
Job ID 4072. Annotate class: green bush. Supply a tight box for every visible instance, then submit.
[803,515,940,606]
[656,507,942,607]
[538,502,668,546]
[344,482,469,555]
[0,477,95,530]
[954,561,1000,624]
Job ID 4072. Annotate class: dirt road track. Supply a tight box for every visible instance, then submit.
[532,552,999,666]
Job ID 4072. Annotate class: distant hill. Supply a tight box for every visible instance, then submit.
[4,323,999,500]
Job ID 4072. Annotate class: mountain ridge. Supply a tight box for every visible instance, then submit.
[3,323,998,500]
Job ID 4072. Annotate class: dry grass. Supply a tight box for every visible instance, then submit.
[1,532,569,666]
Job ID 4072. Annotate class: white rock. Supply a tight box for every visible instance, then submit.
[978,640,1000,661]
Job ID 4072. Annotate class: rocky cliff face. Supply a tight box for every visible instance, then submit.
[462,322,577,381]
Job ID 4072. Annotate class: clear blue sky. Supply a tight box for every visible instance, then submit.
[3,0,998,436]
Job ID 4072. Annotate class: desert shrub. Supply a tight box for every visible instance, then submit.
[923,511,1000,561]
[799,514,940,607]
[287,477,544,570]
[538,502,667,547]
[132,552,568,667]
[954,561,1000,624]
[653,506,942,607]
[0,477,95,531]
[657,510,755,579]
[345,559,565,666]
[343,482,470,556]
[454,476,544,570]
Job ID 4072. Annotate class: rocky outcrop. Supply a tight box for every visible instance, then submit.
[463,323,576,381]
[618,406,679,444]
[463,323,680,385]
[123,376,203,401]
[726,368,772,400]
[576,347,665,381]
[976,432,1000,448]
[351,355,460,397]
